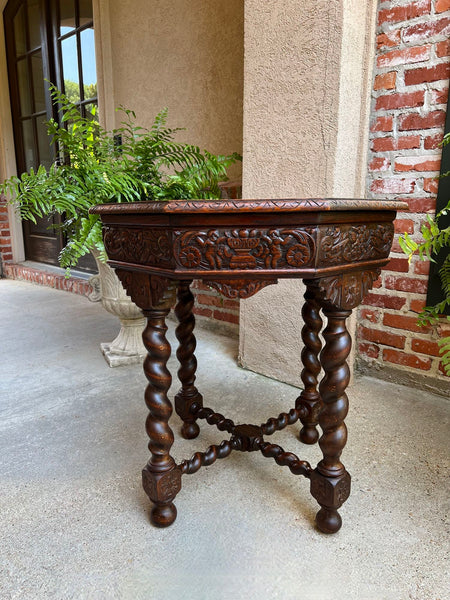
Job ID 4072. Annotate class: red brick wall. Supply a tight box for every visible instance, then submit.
[3,262,92,296]
[360,0,450,380]
[0,195,13,267]
[191,280,239,326]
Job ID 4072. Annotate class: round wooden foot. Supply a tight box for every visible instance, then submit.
[181,421,200,440]
[299,426,319,445]
[315,507,342,534]
[150,503,177,527]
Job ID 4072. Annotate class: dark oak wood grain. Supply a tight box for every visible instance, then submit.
[296,284,323,444]
[174,281,203,440]
[91,197,406,533]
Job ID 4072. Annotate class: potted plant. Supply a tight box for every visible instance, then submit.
[1,87,241,365]
[400,200,450,375]
[399,133,450,376]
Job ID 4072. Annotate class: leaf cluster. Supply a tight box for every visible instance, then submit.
[0,85,241,270]
[399,132,450,374]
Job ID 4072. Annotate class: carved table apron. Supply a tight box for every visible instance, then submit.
[91,198,406,533]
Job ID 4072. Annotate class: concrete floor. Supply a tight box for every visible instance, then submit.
[0,279,449,600]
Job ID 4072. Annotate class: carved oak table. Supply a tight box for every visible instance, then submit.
[91,198,406,534]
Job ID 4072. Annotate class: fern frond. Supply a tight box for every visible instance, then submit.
[0,87,241,270]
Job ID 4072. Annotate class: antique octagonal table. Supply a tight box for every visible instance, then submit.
[91,198,406,533]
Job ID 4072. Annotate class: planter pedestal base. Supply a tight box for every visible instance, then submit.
[91,251,147,367]
[100,317,147,367]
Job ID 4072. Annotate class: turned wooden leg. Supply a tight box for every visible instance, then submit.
[310,307,352,534]
[296,285,323,444]
[174,281,203,440]
[141,308,181,527]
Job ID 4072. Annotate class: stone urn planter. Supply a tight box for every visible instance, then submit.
[89,249,146,367]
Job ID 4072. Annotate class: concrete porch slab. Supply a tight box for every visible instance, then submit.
[0,279,448,600]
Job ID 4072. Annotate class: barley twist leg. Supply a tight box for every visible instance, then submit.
[310,307,352,534]
[174,281,203,439]
[141,308,181,527]
[296,285,323,444]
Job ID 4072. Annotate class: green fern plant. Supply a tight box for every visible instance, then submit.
[0,86,241,270]
[399,133,450,375]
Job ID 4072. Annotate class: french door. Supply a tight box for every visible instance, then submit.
[4,0,97,270]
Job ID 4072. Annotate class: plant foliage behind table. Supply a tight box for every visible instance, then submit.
[1,86,241,271]
[400,133,450,375]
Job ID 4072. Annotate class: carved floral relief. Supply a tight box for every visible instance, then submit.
[206,279,278,299]
[319,223,394,266]
[314,269,381,310]
[104,227,173,267]
[174,228,316,271]
[116,270,176,309]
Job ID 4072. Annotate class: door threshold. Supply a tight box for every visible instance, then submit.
[2,261,95,297]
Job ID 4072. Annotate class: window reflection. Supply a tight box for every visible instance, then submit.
[27,0,41,50]
[17,58,32,116]
[59,4,97,115]
[13,4,26,55]
[31,51,46,112]
[79,0,93,25]
[37,115,53,169]
[81,28,96,91]
[59,0,75,36]
[22,119,35,170]
[61,35,80,102]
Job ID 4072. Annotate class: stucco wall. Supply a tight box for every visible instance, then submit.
[239,0,377,386]
[94,0,244,179]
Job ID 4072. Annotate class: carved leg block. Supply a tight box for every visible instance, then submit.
[310,469,351,534]
[175,393,203,439]
[175,281,203,440]
[296,285,323,444]
[142,465,182,527]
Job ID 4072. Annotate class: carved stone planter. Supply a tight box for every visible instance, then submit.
[91,198,406,532]
[90,249,146,367]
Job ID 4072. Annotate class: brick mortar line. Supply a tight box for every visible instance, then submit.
[4,263,92,297]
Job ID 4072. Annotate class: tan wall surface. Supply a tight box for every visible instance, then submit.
[97,0,244,177]
[1,0,244,263]
[239,0,377,386]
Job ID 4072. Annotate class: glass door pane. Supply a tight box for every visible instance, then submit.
[27,0,41,50]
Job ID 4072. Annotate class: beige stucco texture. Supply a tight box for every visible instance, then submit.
[239,0,377,385]
[96,0,244,179]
